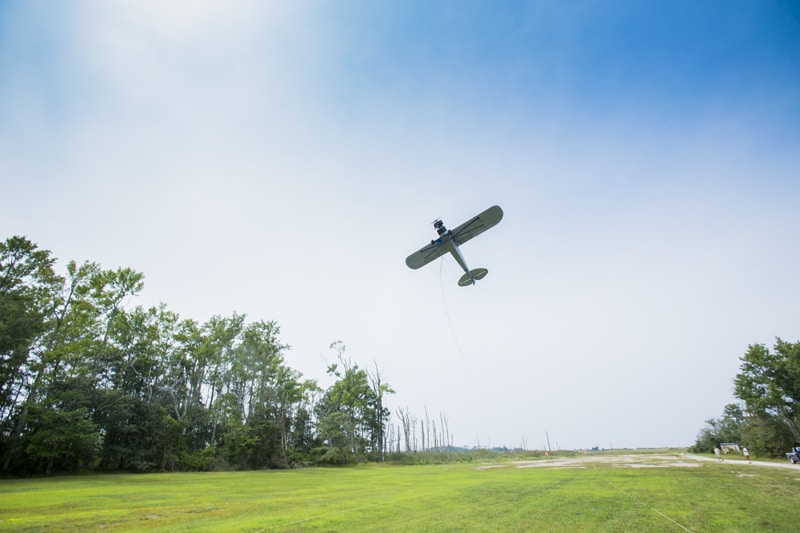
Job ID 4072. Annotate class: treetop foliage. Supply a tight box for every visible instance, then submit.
[692,338,800,457]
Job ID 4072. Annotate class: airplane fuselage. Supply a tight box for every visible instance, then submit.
[433,221,475,283]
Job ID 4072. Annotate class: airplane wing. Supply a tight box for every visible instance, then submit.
[405,241,449,270]
[450,205,504,246]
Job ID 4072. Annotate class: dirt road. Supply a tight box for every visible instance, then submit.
[486,453,800,470]
[682,453,800,470]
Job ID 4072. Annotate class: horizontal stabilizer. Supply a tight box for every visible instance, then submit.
[458,268,488,287]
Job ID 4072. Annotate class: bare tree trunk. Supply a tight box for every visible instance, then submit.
[410,412,418,452]
[396,407,412,453]
[279,404,290,466]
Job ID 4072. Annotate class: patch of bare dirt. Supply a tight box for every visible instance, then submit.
[478,453,800,471]
[509,454,700,470]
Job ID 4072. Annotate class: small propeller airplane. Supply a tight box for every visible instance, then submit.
[405,205,503,286]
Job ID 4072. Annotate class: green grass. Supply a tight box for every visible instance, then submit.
[1,454,799,531]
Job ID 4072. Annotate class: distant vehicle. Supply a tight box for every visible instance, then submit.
[406,205,503,286]
[787,443,800,464]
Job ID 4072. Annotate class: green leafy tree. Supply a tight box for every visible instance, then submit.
[166,317,213,467]
[287,383,320,461]
[0,237,60,433]
[741,413,795,457]
[315,342,393,463]
[234,320,287,468]
[203,313,246,449]
[3,254,110,472]
[690,403,744,453]
[20,376,100,475]
[98,304,185,471]
[735,339,800,442]
[10,260,143,474]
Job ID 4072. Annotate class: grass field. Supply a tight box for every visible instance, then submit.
[1,453,799,532]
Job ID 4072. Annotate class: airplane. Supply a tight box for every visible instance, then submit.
[405,205,503,286]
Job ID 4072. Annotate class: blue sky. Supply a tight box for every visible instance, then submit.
[2,0,799,449]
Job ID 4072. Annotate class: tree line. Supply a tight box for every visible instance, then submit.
[691,338,800,457]
[1,236,405,475]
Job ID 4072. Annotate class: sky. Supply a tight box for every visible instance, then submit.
[2,0,799,450]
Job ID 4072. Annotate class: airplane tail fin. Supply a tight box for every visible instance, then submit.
[458,268,488,287]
